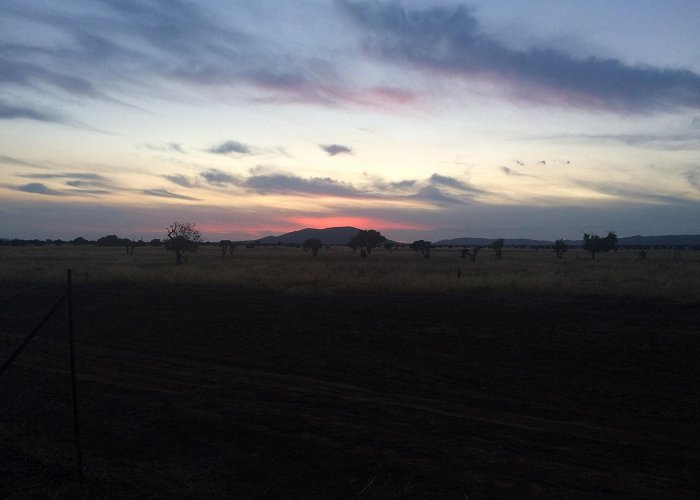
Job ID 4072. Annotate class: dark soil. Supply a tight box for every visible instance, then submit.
[1,283,699,499]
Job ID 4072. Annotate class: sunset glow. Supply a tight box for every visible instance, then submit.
[2,1,700,241]
[287,217,430,232]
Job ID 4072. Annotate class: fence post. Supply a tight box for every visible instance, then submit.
[67,269,84,480]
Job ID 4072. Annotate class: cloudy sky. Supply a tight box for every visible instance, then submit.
[2,0,700,241]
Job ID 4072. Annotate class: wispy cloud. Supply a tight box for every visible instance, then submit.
[340,1,700,113]
[573,179,687,204]
[147,143,186,153]
[560,133,700,151]
[1,1,420,111]
[320,144,352,156]
[0,155,46,168]
[0,101,65,123]
[20,172,109,180]
[19,172,116,190]
[142,188,199,200]
[501,166,520,176]
[429,173,484,194]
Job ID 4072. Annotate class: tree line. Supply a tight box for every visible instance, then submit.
[6,224,697,265]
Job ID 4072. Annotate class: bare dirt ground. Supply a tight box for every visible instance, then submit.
[1,283,699,499]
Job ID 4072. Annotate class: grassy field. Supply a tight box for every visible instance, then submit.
[1,244,699,301]
[2,244,700,498]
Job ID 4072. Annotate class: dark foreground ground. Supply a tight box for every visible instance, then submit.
[1,283,699,499]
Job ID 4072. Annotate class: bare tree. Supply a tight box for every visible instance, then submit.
[220,240,231,259]
[554,239,567,259]
[461,246,481,262]
[165,221,202,264]
[490,238,504,259]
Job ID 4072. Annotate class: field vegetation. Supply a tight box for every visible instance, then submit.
[1,243,699,302]
[3,241,700,498]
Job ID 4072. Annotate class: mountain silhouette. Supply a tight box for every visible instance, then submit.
[253,228,700,247]
[257,226,361,245]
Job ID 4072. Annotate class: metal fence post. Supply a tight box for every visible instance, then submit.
[67,269,84,480]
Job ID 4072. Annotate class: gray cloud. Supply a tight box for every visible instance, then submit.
[390,179,416,189]
[21,172,108,180]
[340,1,700,112]
[200,169,240,186]
[19,172,116,190]
[320,144,353,156]
[142,188,199,200]
[245,174,361,197]
[163,174,196,188]
[11,182,64,196]
[65,180,108,188]
[410,185,466,205]
[208,141,250,155]
[65,187,112,196]
[1,1,419,110]
[1,1,348,107]
[0,101,64,123]
[0,57,101,99]
[429,173,484,194]
[371,178,417,191]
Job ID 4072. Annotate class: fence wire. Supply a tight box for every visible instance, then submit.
[0,283,80,497]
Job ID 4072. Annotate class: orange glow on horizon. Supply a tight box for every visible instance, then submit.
[288,216,428,231]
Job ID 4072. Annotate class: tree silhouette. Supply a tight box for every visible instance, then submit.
[461,246,481,262]
[72,236,89,245]
[554,239,567,259]
[490,238,505,259]
[165,221,202,265]
[220,240,232,259]
[303,238,323,257]
[409,240,432,258]
[349,230,385,256]
[582,232,617,260]
[383,241,397,252]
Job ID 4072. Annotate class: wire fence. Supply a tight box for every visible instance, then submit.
[0,270,83,497]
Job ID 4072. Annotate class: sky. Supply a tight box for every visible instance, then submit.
[2,0,700,242]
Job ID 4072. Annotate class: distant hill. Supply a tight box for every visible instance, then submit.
[615,234,700,247]
[434,237,554,246]
[258,230,700,248]
[257,226,361,245]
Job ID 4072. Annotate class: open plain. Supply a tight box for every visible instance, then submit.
[1,245,699,498]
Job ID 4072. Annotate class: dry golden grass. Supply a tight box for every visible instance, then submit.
[1,244,699,301]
